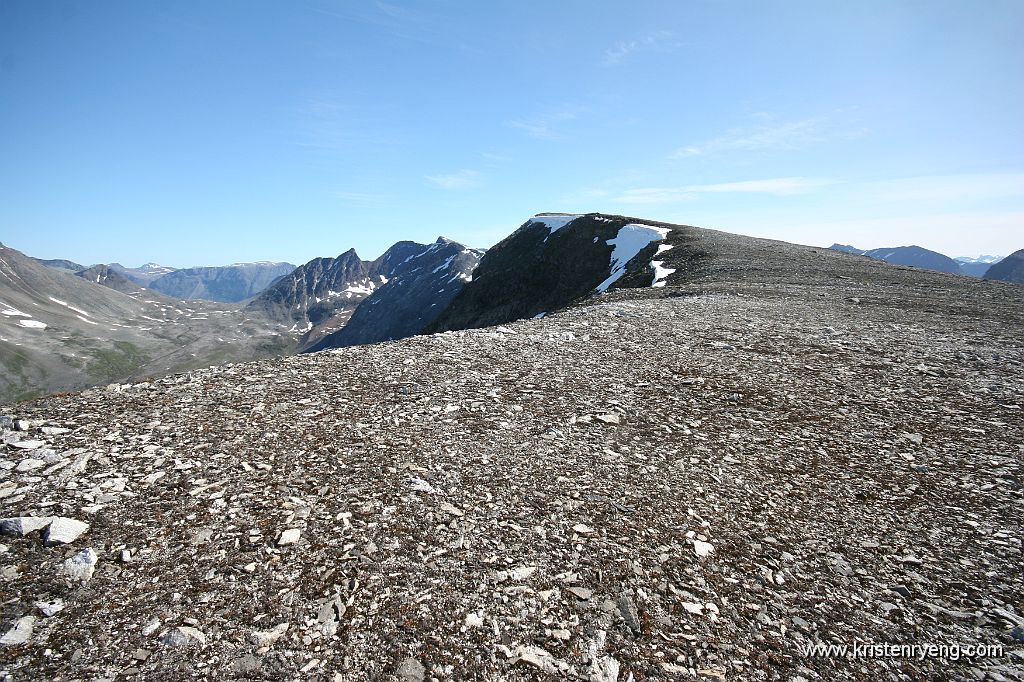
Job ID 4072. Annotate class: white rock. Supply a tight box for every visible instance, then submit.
[439,501,464,517]
[595,413,621,425]
[277,528,301,546]
[0,516,53,537]
[15,458,45,472]
[10,440,45,450]
[142,618,162,636]
[693,540,715,558]
[566,586,594,600]
[160,626,206,647]
[464,612,485,628]
[515,645,573,675]
[572,523,595,535]
[43,517,89,546]
[496,565,537,582]
[0,616,35,645]
[250,622,289,647]
[34,599,65,617]
[62,548,98,582]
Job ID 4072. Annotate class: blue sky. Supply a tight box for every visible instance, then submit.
[1,0,1021,267]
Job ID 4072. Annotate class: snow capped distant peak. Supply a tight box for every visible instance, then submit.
[955,255,1003,264]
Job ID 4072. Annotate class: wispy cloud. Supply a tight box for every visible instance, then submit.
[331,189,393,205]
[672,118,827,158]
[866,173,1024,203]
[604,31,682,65]
[426,169,481,190]
[613,177,833,204]
[508,106,585,141]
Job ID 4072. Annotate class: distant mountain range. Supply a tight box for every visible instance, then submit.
[33,260,297,302]
[828,244,1007,278]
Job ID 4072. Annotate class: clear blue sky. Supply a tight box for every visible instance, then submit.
[1,0,1021,267]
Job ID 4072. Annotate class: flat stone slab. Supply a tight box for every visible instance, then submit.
[0,517,53,537]
[43,517,89,546]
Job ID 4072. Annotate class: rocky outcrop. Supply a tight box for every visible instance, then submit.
[427,213,685,333]
[75,265,144,295]
[307,238,483,350]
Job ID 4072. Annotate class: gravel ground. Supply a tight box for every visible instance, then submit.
[0,240,1022,681]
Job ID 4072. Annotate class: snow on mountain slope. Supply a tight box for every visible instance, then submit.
[596,224,672,292]
[307,238,484,351]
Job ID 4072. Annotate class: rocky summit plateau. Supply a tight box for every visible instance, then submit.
[0,216,1022,681]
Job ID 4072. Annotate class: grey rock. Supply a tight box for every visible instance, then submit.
[62,547,98,582]
[42,517,89,546]
[34,598,65,617]
[14,458,45,472]
[160,626,206,647]
[0,616,35,646]
[396,656,426,682]
[277,528,301,546]
[0,516,53,537]
[617,592,642,634]
[890,585,912,599]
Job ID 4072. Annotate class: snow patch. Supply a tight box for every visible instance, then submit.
[530,214,580,234]
[596,224,672,293]
[17,319,47,329]
[0,300,30,317]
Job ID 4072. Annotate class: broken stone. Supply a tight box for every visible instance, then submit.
[62,548,98,583]
[595,413,621,425]
[396,656,426,682]
[34,598,64,617]
[277,528,301,546]
[160,626,206,647]
[693,539,715,558]
[249,622,289,647]
[15,458,45,472]
[0,616,34,646]
[0,516,53,537]
[566,586,593,600]
[10,440,45,450]
[42,517,89,546]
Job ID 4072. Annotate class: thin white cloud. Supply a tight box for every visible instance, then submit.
[426,169,481,190]
[604,31,682,65]
[866,173,1024,203]
[613,177,833,203]
[673,119,824,158]
[686,177,836,195]
[508,106,584,141]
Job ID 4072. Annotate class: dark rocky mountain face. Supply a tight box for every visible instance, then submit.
[246,249,381,342]
[31,258,85,273]
[427,214,684,333]
[307,238,484,351]
[983,248,1024,283]
[74,264,144,295]
[146,262,296,302]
